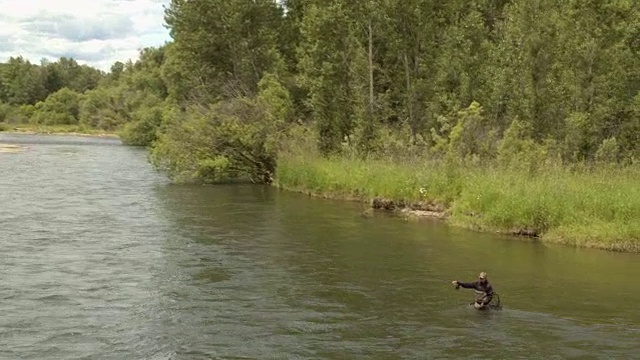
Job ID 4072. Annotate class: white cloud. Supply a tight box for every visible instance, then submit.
[0,0,171,71]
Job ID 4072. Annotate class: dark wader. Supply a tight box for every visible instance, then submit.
[458,280,494,309]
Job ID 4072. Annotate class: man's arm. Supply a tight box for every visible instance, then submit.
[454,280,480,290]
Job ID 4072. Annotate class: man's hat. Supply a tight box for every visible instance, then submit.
[479,272,487,279]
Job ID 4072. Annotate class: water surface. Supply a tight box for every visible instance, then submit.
[0,133,638,359]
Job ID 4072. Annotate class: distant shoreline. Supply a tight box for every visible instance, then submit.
[0,124,119,138]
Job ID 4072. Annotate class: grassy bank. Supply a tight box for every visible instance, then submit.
[0,123,118,137]
[275,154,640,252]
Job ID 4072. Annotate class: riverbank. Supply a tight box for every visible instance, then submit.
[275,154,640,253]
[0,123,118,138]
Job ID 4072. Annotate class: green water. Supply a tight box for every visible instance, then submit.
[0,133,638,359]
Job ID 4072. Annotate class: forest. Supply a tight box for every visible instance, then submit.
[1,0,638,250]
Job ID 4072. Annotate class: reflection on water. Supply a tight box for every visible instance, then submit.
[0,133,638,359]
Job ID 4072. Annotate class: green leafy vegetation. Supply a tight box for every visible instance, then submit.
[2,0,638,250]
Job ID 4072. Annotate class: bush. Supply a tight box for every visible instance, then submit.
[497,119,549,173]
[79,87,127,130]
[150,100,285,183]
[119,106,164,146]
[595,137,620,164]
[0,102,31,124]
[150,74,292,184]
[30,88,81,125]
[431,101,499,162]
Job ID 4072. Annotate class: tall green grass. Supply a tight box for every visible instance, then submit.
[276,153,640,252]
[276,154,464,205]
[451,166,640,251]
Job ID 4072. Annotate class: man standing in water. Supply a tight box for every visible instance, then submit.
[452,272,494,309]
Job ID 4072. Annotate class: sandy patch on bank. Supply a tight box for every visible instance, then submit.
[0,144,26,153]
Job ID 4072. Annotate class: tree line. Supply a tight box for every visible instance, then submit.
[1,0,638,182]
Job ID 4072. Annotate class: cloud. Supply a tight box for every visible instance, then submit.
[22,12,135,42]
[0,0,171,71]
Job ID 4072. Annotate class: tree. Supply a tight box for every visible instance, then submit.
[0,57,47,105]
[164,0,285,103]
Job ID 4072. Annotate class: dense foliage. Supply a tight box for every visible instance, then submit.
[1,0,638,182]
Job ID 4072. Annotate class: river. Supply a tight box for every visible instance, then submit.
[0,133,638,359]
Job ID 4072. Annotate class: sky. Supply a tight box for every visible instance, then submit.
[0,0,171,71]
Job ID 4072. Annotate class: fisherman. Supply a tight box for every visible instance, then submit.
[452,272,494,309]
